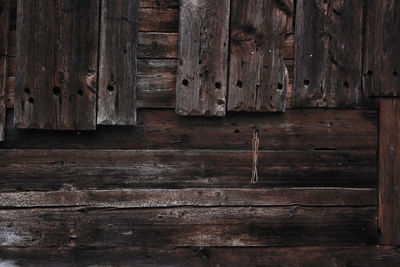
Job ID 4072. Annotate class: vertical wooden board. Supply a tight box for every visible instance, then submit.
[379,98,400,245]
[14,0,99,130]
[364,0,400,96]
[293,0,362,107]
[176,0,230,116]
[228,0,291,112]
[0,0,10,140]
[97,0,138,125]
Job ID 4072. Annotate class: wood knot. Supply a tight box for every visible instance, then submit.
[85,71,97,90]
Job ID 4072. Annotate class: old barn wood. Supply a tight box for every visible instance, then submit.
[1,0,400,265]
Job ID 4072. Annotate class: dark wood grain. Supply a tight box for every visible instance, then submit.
[293,0,363,107]
[176,0,230,116]
[364,0,400,96]
[138,32,178,59]
[138,8,178,32]
[14,0,99,130]
[0,0,10,141]
[0,149,376,190]
[140,0,178,8]
[97,0,138,125]
[0,109,377,150]
[0,188,376,208]
[0,206,376,247]
[1,246,399,266]
[379,98,400,244]
[228,0,292,112]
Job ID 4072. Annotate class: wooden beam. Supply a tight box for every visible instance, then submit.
[14,0,99,130]
[176,0,230,116]
[293,0,363,107]
[379,98,400,244]
[97,0,138,125]
[228,0,292,112]
[0,0,10,141]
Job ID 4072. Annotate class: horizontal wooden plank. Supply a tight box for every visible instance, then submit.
[0,109,377,150]
[139,0,178,8]
[138,8,178,32]
[0,206,376,247]
[0,149,376,190]
[1,246,399,266]
[138,32,178,58]
[0,188,377,208]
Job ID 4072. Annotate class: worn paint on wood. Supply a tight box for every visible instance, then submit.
[293,0,362,107]
[228,0,292,112]
[0,206,376,247]
[0,246,399,266]
[176,0,230,116]
[0,149,376,190]
[97,0,138,125]
[379,98,400,244]
[0,0,10,141]
[14,0,99,130]
[364,0,400,96]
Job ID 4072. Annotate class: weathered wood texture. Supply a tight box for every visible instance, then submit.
[0,188,376,208]
[14,0,99,130]
[293,0,363,107]
[97,0,138,125]
[364,0,400,96]
[0,149,376,190]
[1,247,399,266]
[0,109,377,150]
[0,0,9,141]
[176,0,230,116]
[228,0,291,112]
[0,207,376,247]
[379,98,400,245]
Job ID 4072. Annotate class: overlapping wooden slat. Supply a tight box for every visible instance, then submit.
[176,0,230,116]
[364,0,400,96]
[14,0,99,130]
[0,0,10,141]
[379,98,400,244]
[293,0,363,107]
[97,0,138,125]
[228,0,291,112]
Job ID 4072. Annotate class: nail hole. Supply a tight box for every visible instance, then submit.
[304,80,310,86]
[367,70,373,76]
[107,85,114,92]
[77,89,83,96]
[217,99,225,105]
[394,71,398,76]
[179,59,183,65]
[223,42,226,46]
[198,60,202,64]
[182,79,189,86]
[24,88,30,94]
[234,129,240,134]
[28,97,34,103]
[343,81,349,88]
[52,87,60,96]
[124,48,127,54]
[237,80,243,88]
[199,73,203,77]
[277,83,283,89]
[215,82,221,89]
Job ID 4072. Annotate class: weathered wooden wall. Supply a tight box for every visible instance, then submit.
[1,0,400,265]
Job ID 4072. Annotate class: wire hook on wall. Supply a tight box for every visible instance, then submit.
[251,127,259,184]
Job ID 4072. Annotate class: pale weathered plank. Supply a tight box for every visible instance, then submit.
[228,0,292,112]
[0,188,377,208]
[379,98,400,244]
[364,0,400,96]
[293,0,363,107]
[176,0,230,116]
[14,0,99,130]
[0,206,376,247]
[0,0,10,140]
[97,0,138,125]
[1,246,399,266]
